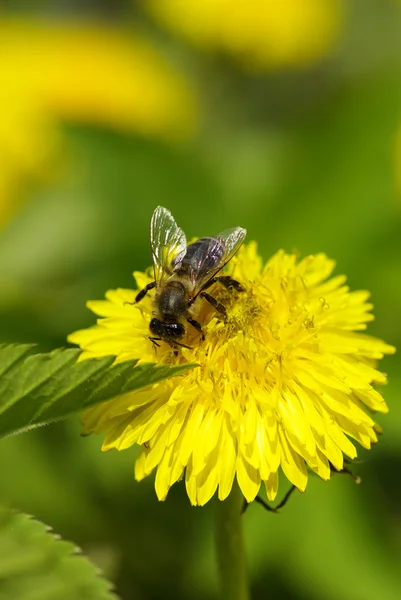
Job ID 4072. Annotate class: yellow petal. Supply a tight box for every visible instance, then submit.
[278,428,308,492]
[196,445,220,506]
[236,453,261,503]
[218,416,237,501]
[185,456,198,506]
[310,448,331,480]
[264,471,279,502]
[134,448,148,481]
[155,444,175,501]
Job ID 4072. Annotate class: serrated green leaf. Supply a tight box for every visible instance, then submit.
[0,344,36,379]
[0,344,196,439]
[0,508,118,600]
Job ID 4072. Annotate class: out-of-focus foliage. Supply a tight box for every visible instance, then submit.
[396,125,401,195]
[0,1,400,600]
[0,17,197,224]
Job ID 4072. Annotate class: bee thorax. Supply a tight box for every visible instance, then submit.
[157,281,188,319]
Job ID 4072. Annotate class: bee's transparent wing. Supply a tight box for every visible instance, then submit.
[218,226,247,265]
[190,226,247,297]
[150,206,187,282]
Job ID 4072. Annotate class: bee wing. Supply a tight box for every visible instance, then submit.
[150,206,187,282]
[218,226,247,266]
[190,226,247,297]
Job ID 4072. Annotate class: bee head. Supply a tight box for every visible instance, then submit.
[150,318,185,341]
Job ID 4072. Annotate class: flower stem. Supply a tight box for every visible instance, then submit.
[215,483,250,600]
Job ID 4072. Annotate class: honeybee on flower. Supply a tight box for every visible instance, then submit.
[134,206,246,349]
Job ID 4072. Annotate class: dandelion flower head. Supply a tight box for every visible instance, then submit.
[69,241,395,506]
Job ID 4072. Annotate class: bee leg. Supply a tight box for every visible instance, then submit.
[149,336,162,348]
[130,281,156,304]
[200,292,227,320]
[202,276,245,293]
[216,276,245,292]
[187,317,205,341]
[170,341,193,357]
[171,341,193,350]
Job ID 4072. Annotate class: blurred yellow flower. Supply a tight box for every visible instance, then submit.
[145,0,342,70]
[69,243,394,506]
[0,18,197,224]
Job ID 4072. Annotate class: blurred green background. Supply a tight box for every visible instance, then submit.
[0,1,400,599]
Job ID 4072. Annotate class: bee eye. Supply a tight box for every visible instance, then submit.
[150,318,162,335]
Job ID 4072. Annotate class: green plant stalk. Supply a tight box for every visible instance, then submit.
[215,483,250,600]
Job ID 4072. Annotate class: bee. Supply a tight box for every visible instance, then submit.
[135,206,246,348]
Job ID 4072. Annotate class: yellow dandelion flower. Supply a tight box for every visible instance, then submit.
[145,0,342,70]
[69,243,394,506]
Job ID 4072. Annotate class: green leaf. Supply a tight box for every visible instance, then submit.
[0,508,118,600]
[0,344,195,439]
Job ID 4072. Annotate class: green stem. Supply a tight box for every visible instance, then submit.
[215,483,250,600]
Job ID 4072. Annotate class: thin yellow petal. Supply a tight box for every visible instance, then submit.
[218,416,237,501]
[278,428,308,492]
[310,448,331,480]
[134,448,148,481]
[185,456,198,506]
[236,453,261,503]
[155,444,175,501]
[264,471,279,502]
[196,445,220,506]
